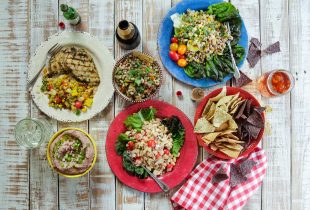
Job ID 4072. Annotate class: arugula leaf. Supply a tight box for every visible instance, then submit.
[162,116,185,157]
[184,62,205,79]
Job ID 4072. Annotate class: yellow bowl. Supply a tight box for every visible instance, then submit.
[46,127,97,178]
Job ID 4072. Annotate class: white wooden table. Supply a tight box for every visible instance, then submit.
[1,0,310,209]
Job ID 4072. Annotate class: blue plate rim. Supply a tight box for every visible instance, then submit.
[157,0,248,88]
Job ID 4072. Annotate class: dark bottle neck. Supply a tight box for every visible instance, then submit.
[60,4,68,12]
[117,20,135,40]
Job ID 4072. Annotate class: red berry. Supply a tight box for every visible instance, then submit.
[176,90,182,96]
[58,22,65,30]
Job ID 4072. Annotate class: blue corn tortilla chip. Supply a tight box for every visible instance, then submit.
[239,159,257,176]
[250,37,262,48]
[247,110,264,128]
[244,122,261,139]
[230,163,247,187]
[263,41,280,54]
[234,71,252,88]
[212,167,229,184]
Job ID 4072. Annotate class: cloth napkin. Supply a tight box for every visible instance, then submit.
[171,147,267,210]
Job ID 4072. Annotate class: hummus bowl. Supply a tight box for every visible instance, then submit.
[47,127,97,178]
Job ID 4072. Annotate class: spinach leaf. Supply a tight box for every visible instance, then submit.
[122,153,148,179]
[162,116,185,157]
[207,2,239,22]
[184,62,204,79]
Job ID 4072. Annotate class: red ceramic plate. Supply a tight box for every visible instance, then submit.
[106,100,198,193]
[194,87,265,159]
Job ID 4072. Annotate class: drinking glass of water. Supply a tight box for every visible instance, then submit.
[14,118,52,149]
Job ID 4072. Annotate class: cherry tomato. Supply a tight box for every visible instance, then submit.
[163,149,170,155]
[177,58,187,67]
[74,101,83,109]
[134,156,141,161]
[171,37,178,43]
[170,43,179,51]
[156,153,161,159]
[55,95,62,104]
[127,141,135,151]
[169,51,180,62]
[166,164,174,171]
[178,54,185,59]
[48,84,53,91]
[177,44,187,55]
[147,139,155,148]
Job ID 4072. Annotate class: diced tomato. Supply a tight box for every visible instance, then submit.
[178,54,185,59]
[134,156,141,161]
[163,148,170,155]
[127,141,135,151]
[48,84,54,91]
[171,37,178,43]
[61,81,68,86]
[166,164,174,171]
[156,153,161,159]
[134,133,141,140]
[55,95,62,104]
[74,101,83,109]
[147,139,155,148]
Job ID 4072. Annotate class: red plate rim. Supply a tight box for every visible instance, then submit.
[105,100,198,193]
[194,86,265,160]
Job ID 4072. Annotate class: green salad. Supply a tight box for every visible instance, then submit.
[170,2,245,81]
[115,107,185,178]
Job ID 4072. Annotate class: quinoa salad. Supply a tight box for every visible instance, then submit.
[115,107,185,178]
[114,54,161,101]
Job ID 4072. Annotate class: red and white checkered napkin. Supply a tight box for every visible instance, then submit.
[171,147,267,210]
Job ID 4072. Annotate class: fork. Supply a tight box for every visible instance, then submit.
[123,153,170,192]
[27,43,63,89]
[225,22,241,79]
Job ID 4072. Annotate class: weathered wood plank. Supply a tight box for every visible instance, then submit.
[142,0,174,209]
[29,0,59,209]
[290,0,310,209]
[57,1,90,209]
[230,0,262,209]
[0,0,30,209]
[114,0,144,210]
[88,0,116,209]
[260,0,291,209]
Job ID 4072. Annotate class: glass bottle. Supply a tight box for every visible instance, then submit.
[116,20,141,50]
[60,4,81,25]
[257,69,295,98]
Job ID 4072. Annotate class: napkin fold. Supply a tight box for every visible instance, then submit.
[171,147,267,210]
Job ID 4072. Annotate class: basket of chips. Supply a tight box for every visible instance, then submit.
[194,86,265,159]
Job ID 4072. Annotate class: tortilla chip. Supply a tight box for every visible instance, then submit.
[226,93,240,109]
[223,133,239,140]
[220,148,241,158]
[203,132,222,142]
[244,122,261,139]
[239,159,257,176]
[210,144,218,151]
[218,130,236,136]
[213,108,231,127]
[230,163,247,186]
[206,103,216,120]
[218,104,228,112]
[212,167,229,184]
[214,122,229,131]
[194,117,215,133]
[229,97,242,111]
[216,95,234,107]
[235,99,248,119]
[216,138,244,144]
[247,110,264,128]
[222,143,244,151]
[234,71,253,88]
[228,119,238,130]
[202,100,212,117]
[230,99,245,114]
[263,41,280,54]
[210,86,227,102]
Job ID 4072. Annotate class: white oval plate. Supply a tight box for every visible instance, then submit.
[28,31,114,122]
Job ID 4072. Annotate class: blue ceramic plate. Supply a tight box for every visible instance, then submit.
[157,0,248,88]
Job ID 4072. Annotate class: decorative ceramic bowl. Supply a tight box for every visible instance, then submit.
[46,127,97,178]
[112,51,163,103]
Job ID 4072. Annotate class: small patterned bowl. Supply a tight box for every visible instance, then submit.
[46,127,97,178]
[112,51,163,103]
